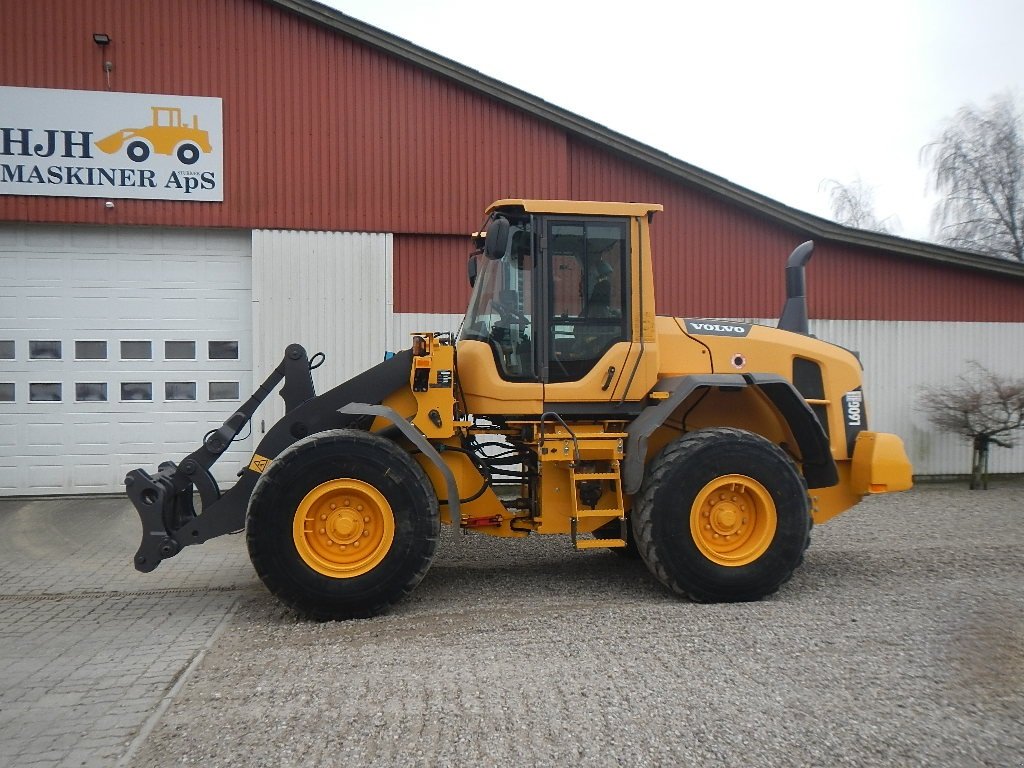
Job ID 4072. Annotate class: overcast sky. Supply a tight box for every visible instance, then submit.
[326,0,1023,241]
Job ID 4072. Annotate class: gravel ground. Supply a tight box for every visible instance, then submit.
[132,483,1023,768]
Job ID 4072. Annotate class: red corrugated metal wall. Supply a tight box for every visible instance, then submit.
[0,0,569,231]
[3,0,1023,321]
[565,138,1024,321]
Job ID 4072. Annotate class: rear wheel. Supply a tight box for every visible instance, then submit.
[247,429,439,619]
[633,427,811,602]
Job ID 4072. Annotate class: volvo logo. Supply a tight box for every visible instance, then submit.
[684,320,751,337]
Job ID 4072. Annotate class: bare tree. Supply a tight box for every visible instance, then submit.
[922,94,1024,261]
[918,363,1024,489]
[821,177,897,233]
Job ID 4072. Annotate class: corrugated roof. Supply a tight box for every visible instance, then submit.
[266,0,1024,281]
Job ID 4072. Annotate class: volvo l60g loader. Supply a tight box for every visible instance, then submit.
[127,199,912,619]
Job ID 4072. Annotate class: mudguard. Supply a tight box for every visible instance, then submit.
[622,373,838,495]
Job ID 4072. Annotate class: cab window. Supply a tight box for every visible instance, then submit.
[547,220,628,382]
[460,218,536,380]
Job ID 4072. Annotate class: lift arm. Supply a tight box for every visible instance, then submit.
[126,344,316,572]
[127,344,416,572]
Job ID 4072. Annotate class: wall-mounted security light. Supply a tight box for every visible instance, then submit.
[93,33,111,46]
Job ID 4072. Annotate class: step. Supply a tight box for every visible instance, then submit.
[573,509,624,519]
[572,472,620,480]
[575,537,627,550]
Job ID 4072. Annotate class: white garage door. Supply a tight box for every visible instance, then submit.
[0,225,253,495]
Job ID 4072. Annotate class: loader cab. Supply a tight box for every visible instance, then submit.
[458,200,662,415]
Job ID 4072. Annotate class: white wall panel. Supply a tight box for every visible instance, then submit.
[741,318,1024,476]
[810,319,1024,476]
[251,231,393,433]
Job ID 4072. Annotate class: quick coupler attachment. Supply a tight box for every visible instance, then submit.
[126,462,201,573]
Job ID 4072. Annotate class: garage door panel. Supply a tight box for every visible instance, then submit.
[0,224,252,495]
[0,465,18,491]
[71,463,114,490]
[24,421,63,450]
[24,464,64,492]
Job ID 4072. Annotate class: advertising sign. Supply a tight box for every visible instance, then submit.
[0,86,223,201]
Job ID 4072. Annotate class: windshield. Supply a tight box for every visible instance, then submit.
[460,217,535,379]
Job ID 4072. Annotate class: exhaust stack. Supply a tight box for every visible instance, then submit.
[778,240,814,335]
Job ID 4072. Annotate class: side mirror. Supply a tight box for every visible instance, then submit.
[484,218,509,260]
[467,254,478,287]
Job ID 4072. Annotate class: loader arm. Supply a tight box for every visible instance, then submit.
[126,345,413,572]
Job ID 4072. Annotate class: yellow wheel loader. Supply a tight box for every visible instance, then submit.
[126,199,912,619]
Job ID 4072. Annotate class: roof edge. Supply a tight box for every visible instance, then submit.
[268,0,1024,281]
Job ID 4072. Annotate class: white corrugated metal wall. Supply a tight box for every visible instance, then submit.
[740,318,1024,476]
[251,230,393,436]
[810,319,1024,476]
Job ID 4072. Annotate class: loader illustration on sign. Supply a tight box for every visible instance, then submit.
[95,106,212,164]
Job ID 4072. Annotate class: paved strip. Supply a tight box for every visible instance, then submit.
[0,496,257,768]
[2,485,1022,767]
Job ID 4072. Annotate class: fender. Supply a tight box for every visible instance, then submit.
[623,373,838,495]
[337,402,461,524]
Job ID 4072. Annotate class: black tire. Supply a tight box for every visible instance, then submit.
[592,518,640,559]
[633,427,811,602]
[246,429,439,620]
[176,142,200,165]
[126,140,150,162]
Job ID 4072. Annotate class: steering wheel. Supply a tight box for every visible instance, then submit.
[490,298,530,327]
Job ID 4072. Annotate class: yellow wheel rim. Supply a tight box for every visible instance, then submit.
[292,479,395,578]
[690,474,777,567]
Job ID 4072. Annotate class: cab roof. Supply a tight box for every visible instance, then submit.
[487,199,663,217]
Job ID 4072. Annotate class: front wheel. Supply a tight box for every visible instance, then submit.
[247,429,439,620]
[633,427,811,602]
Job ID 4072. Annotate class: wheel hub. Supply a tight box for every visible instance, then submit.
[293,479,395,578]
[690,475,777,566]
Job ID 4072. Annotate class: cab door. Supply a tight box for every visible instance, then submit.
[541,216,647,406]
